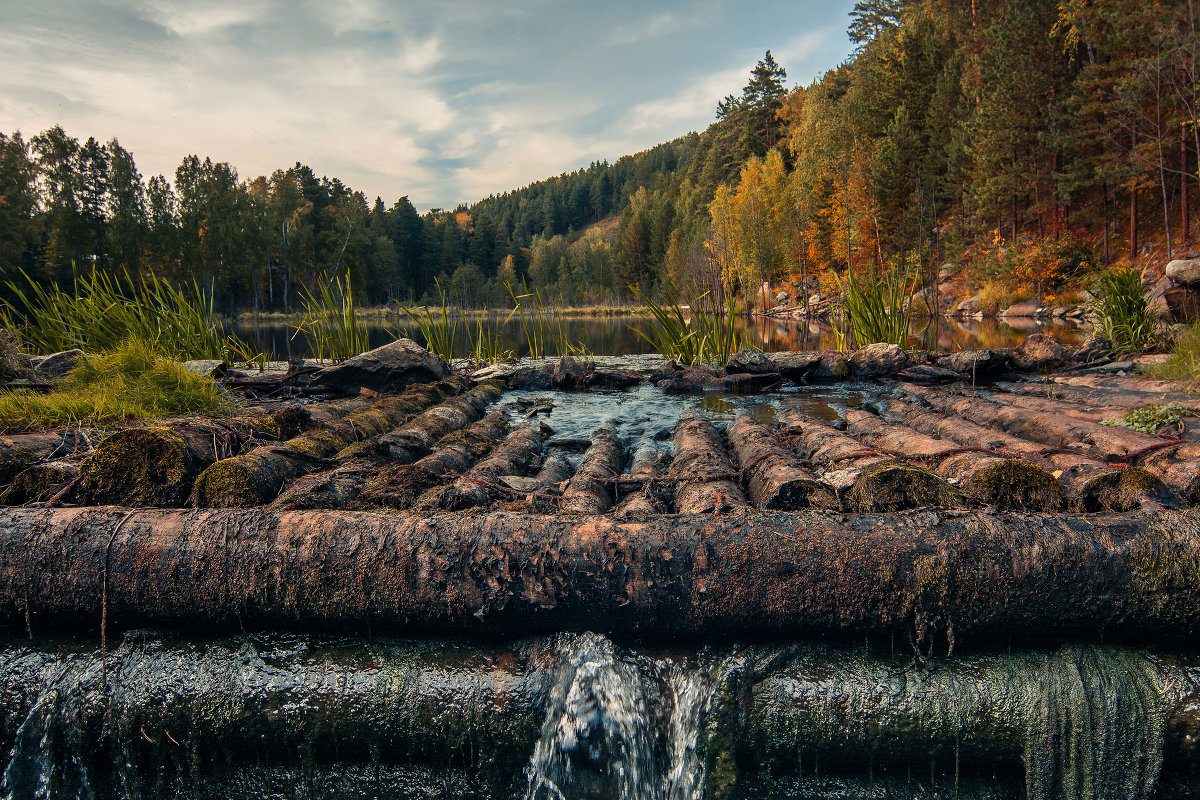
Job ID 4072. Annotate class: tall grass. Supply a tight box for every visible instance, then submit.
[1152,323,1200,383]
[1092,267,1161,355]
[835,263,916,348]
[291,271,370,362]
[469,317,515,365]
[401,281,459,363]
[5,269,251,361]
[630,285,744,366]
[0,339,233,432]
[506,284,592,360]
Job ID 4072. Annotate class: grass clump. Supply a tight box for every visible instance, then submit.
[1101,404,1192,434]
[631,284,743,366]
[835,260,917,348]
[0,340,234,432]
[506,283,593,361]
[1092,267,1161,355]
[402,281,459,363]
[1152,323,1200,383]
[5,269,253,362]
[292,270,370,362]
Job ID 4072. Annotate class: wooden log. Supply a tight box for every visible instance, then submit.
[911,389,1169,462]
[728,414,837,510]
[533,453,573,492]
[1139,441,1200,506]
[0,460,79,505]
[560,424,623,514]
[190,381,457,508]
[413,425,545,511]
[844,409,1065,511]
[668,416,748,514]
[779,409,961,512]
[0,431,88,486]
[885,396,1173,511]
[2,507,1200,643]
[615,443,670,517]
[378,383,503,463]
[348,411,510,509]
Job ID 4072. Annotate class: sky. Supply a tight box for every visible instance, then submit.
[0,0,858,211]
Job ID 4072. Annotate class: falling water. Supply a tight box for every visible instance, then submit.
[524,633,723,800]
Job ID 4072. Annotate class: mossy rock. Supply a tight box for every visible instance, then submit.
[1075,467,1180,513]
[0,461,79,505]
[0,443,39,486]
[78,427,201,507]
[843,459,965,513]
[959,458,1067,512]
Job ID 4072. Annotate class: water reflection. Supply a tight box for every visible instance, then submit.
[233,314,1086,361]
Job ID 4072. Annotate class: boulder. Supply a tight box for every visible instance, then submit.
[953,295,981,315]
[808,352,851,381]
[551,356,589,390]
[849,343,910,378]
[587,369,642,390]
[937,349,1009,376]
[657,367,724,394]
[1012,333,1068,372]
[725,348,774,375]
[897,364,962,384]
[767,351,822,380]
[30,349,85,380]
[1147,276,1173,319]
[310,338,450,395]
[1165,285,1200,323]
[183,360,229,379]
[775,291,790,305]
[1165,257,1200,286]
[999,298,1041,318]
[724,372,782,392]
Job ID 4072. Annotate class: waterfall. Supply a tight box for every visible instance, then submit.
[524,633,721,800]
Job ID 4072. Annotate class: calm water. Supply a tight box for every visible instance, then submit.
[234,313,1087,361]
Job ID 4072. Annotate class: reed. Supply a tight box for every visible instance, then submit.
[835,262,917,348]
[630,285,744,366]
[1151,323,1200,383]
[506,284,591,360]
[291,271,370,363]
[5,269,251,362]
[401,281,459,363]
[1092,267,1160,355]
[469,317,515,365]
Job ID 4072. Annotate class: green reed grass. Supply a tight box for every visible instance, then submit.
[0,339,233,432]
[630,285,744,366]
[401,281,459,363]
[506,283,591,360]
[470,317,515,365]
[5,269,252,362]
[292,271,370,363]
[1092,267,1161,355]
[835,262,916,348]
[1151,323,1200,383]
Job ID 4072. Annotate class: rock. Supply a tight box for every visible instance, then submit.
[999,299,1041,318]
[767,351,822,380]
[1051,307,1067,318]
[725,348,774,375]
[1166,257,1200,286]
[1165,285,1200,323]
[30,349,85,380]
[1075,338,1112,363]
[808,352,851,381]
[470,363,519,382]
[723,372,782,392]
[311,338,450,395]
[937,349,1009,376]
[650,360,680,383]
[1148,276,1173,319]
[551,356,589,390]
[954,295,981,315]
[809,294,822,305]
[506,368,553,391]
[499,475,542,492]
[183,359,229,378]
[587,369,642,390]
[775,291,790,305]
[897,365,962,384]
[656,368,723,394]
[1012,333,1068,372]
[849,343,910,378]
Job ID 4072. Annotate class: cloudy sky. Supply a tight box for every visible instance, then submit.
[0,0,857,210]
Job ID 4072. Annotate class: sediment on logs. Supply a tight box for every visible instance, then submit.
[412,425,545,510]
[559,423,622,514]
[843,409,1065,511]
[669,416,747,514]
[728,415,837,510]
[5,507,1200,643]
[778,409,962,512]
[189,379,461,508]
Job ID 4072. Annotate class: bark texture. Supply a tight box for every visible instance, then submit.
[669,417,748,514]
[412,426,545,511]
[4,507,1199,643]
[728,415,837,510]
[560,424,622,514]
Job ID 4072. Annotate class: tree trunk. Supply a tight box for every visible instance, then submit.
[413,426,545,511]
[1131,133,1140,258]
[615,442,670,517]
[560,424,622,514]
[378,383,504,464]
[729,415,837,510]
[190,381,457,508]
[3,506,1200,643]
[778,409,961,512]
[1184,129,1192,244]
[668,417,747,514]
[844,409,1064,511]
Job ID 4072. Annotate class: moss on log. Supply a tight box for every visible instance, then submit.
[2,507,1199,643]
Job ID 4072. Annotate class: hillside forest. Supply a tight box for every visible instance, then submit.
[0,0,1197,313]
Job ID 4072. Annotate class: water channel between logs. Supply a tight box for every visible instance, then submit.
[2,339,1199,800]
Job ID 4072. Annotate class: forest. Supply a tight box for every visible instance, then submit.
[0,0,1196,313]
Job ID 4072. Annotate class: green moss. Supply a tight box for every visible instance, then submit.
[963,458,1067,512]
[1076,468,1179,512]
[844,460,965,513]
[78,427,198,506]
[0,461,77,504]
[191,460,273,508]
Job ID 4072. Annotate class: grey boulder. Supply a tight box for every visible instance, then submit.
[311,338,450,395]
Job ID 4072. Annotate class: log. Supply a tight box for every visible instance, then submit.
[350,411,510,509]
[843,409,1064,511]
[560,423,622,514]
[533,453,573,492]
[911,389,1169,462]
[885,396,1174,511]
[2,508,1200,643]
[1139,441,1200,506]
[615,442,670,517]
[413,425,546,511]
[0,431,88,486]
[668,416,748,514]
[728,415,837,510]
[190,381,455,507]
[75,418,275,507]
[378,382,503,463]
[0,460,79,505]
[779,409,961,513]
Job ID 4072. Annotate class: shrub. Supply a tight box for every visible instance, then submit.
[1092,267,1161,355]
